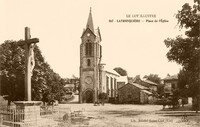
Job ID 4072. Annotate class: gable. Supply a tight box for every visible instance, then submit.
[81,28,96,39]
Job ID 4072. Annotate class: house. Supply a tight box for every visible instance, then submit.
[130,75,158,93]
[64,84,75,92]
[118,82,153,104]
[142,80,158,92]
[125,75,159,103]
[163,74,178,96]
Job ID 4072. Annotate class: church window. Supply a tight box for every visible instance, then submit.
[100,45,102,57]
[89,43,92,56]
[85,42,93,56]
[114,78,117,97]
[85,43,88,55]
[87,59,91,66]
[111,77,113,97]
[114,78,116,90]
[106,76,109,95]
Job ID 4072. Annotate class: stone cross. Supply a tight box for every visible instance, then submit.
[18,27,39,101]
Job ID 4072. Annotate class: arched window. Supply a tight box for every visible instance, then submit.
[87,59,91,66]
[85,41,93,56]
[85,43,89,56]
[88,43,92,56]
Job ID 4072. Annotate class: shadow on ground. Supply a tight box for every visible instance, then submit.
[101,110,146,117]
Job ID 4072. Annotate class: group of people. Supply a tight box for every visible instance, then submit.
[94,92,108,106]
[162,95,184,109]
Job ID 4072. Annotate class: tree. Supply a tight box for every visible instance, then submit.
[164,0,200,97]
[114,67,127,76]
[0,40,25,101]
[164,0,200,112]
[0,40,65,103]
[177,69,188,89]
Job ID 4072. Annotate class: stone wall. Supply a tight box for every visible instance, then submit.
[118,84,140,104]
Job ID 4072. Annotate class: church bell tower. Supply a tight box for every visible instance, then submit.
[79,8,102,103]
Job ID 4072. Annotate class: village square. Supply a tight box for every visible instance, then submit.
[0,0,200,127]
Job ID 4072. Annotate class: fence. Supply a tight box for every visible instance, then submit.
[0,105,82,127]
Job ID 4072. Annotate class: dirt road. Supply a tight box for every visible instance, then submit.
[59,104,200,127]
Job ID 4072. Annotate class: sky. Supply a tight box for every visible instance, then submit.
[0,0,194,79]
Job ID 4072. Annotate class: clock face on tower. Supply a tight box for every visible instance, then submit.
[84,76,93,85]
[87,33,90,37]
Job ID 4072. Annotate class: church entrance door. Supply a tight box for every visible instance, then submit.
[85,90,93,103]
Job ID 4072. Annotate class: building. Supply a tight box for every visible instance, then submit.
[118,83,152,104]
[118,75,158,104]
[64,84,75,92]
[130,75,158,93]
[140,80,158,93]
[79,9,120,103]
[100,65,120,100]
[163,74,178,96]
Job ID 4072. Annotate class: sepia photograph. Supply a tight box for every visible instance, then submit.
[0,0,200,126]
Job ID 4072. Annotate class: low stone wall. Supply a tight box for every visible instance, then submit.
[0,105,72,127]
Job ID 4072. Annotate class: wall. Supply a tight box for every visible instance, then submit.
[140,92,148,104]
[104,72,118,98]
[118,84,140,104]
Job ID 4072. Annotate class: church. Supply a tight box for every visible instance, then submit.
[79,9,123,103]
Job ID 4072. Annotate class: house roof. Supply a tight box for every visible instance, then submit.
[119,82,149,90]
[141,90,152,95]
[131,83,149,89]
[163,74,178,81]
[143,80,158,86]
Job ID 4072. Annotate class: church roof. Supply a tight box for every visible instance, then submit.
[103,65,120,77]
[86,8,94,33]
[96,27,102,42]
[105,70,120,77]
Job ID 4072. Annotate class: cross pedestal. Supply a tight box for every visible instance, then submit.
[13,101,42,125]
